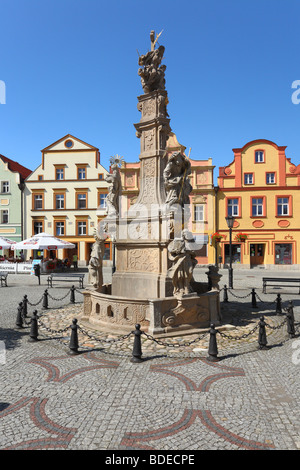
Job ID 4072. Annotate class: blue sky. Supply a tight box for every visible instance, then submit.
[1,0,300,182]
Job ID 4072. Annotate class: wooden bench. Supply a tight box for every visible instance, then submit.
[47,272,85,288]
[263,277,300,294]
[0,272,8,286]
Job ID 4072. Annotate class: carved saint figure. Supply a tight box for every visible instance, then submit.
[105,163,121,216]
[88,230,105,289]
[163,151,192,210]
[167,230,198,297]
[138,44,166,93]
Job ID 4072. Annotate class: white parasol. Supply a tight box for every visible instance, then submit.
[13,232,75,250]
[0,236,17,250]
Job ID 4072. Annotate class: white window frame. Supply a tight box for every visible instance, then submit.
[55,194,65,209]
[55,221,65,236]
[255,150,264,163]
[1,181,10,193]
[266,172,275,184]
[244,173,253,185]
[194,204,204,222]
[77,221,87,236]
[227,198,239,217]
[1,209,8,224]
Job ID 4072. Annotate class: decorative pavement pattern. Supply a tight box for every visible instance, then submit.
[0,272,300,451]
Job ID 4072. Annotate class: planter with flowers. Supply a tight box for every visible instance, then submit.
[212,232,224,243]
[235,233,248,242]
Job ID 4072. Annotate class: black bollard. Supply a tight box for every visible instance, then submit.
[130,324,143,363]
[70,285,75,304]
[275,293,282,315]
[22,295,28,317]
[286,301,295,338]
[16,302,24,329]
[223,285,228,303]
[258,316,269,350]
[42,289,48,309]
[69,318,79,355]
[251,288,258,308]
[207,323,220,362]
[28,310,39,342]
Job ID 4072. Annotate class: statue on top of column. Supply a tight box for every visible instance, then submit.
[138,30,166,93]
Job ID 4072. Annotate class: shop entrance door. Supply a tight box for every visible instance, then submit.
[250,244,264,266]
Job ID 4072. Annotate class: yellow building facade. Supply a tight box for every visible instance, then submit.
[24,134,110,265]
[217,139,300,269]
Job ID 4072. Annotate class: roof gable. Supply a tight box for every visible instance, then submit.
[41,134,99,152]
[0,154,32,180]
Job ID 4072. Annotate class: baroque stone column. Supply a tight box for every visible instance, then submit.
[111,31,173,300]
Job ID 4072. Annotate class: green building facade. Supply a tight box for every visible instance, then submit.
[0,154,31,249]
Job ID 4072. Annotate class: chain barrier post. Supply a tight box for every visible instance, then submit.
[223,285,228,303]
[251,288,257,308]
[207,323,220,362]
[28,310,39,342]
[130,324,143,363]
[42,289,49,309]
[70,285,75,304]
[275,293,282,315]
[69,319,79,355]
[22,295,28,317]
[16,302,24,329]
[286,301,295,338]
[258,316,269,350]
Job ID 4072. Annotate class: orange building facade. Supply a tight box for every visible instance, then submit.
[120,133,216,265]
[217,139,300,269]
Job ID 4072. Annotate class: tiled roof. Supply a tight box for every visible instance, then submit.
[0,154,32,180]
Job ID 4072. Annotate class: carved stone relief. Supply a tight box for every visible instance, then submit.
[128,248,159,272]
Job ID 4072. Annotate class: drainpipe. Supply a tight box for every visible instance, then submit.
[214,185,219,266]
[18,180,25,240]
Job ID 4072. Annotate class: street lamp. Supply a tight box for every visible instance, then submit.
[225,215,235,288]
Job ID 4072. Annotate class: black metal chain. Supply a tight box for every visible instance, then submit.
[142,331,208,348]
[47,290,71,302]
[77,325,132,343]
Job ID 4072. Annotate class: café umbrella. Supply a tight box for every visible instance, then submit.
[0,236,16,250]
[13,232,76,251]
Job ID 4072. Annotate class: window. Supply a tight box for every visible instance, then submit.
[38,175,43,181]
[244,173,253,185]
[77,193,87,209]
[194,204,204,222]
[55,194,65,209]
[227,198,239,217]
[255,150,264,163]
[78,167,86,180]
[275,244,292,265]
[33,221,43,234]
[65,139,73,148]
[77,221,87,236]
[34,194,43,210]
[98,173,104,180]
[266,173,275,184]
[1,181,9,193]
[55,221,65,236]
[1,210,8,224]
[277,197,290,216]
[252,197,264,217]
[56,168,64,180]
[99,193,107,209]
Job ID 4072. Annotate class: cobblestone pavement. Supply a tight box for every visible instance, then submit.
[0,268,299,452]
